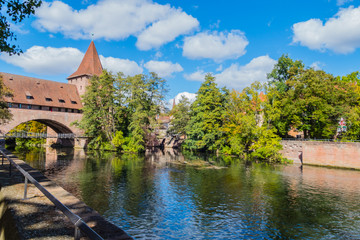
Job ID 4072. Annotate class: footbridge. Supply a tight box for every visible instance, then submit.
[0,108,87,148]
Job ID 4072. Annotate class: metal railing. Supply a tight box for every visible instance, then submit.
[0,149,103,240]
[0,132,88,139]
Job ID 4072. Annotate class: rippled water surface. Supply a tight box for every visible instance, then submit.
[15,147,360,239]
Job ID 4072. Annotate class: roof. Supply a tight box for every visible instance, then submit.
[67,41,103,79]
[1,72,83,109]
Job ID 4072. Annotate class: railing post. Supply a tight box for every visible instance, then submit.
[74,226,81,240]
[24,177,28,199]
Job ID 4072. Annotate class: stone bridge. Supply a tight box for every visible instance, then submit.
[0,108,86,148]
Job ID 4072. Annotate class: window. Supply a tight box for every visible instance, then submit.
[45,98,53,102]
[59,99,65,103]
[71,101,77,104]
[27,105,32,109]
[26,95,34,99]
[19,104,22,108]
[8,103,12,108]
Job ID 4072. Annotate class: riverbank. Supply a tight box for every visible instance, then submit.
[0,148,132,240]
[281,140,360,170]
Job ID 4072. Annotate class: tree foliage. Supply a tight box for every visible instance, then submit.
[9,120,46,147]
[0,0,42,55]
[75,70,167,152]
[168,95,191,136]
[184,74,228,151]
[0,75,13,124]
[221,82,283,162]
[266,60,360,139]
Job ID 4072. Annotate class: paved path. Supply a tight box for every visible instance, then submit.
[0,148,132,240]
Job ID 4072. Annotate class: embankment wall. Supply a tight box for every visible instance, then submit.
[281,140,360,169]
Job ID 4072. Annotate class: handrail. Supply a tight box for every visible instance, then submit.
[0,132,89,139]
[0,149,104,240]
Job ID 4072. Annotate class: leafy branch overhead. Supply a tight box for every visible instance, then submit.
[0,0,42,55]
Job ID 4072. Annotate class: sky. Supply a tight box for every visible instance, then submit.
[1,0,360,105]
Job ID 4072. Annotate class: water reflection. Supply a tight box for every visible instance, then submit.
[15,147,360,239]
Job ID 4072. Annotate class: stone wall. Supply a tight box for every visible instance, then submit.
[281,140,360,169]
[280,140,303,164]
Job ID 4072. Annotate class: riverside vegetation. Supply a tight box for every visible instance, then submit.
[7,55,360,163]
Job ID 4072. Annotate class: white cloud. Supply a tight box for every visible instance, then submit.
[215,55,276,90]
[0,46,83,75]
[0,45,143,76]
[310,61,325,70]
[33,0,199,50]
[182,30,249,61]
[337,0,352,6]
[136,10,199,50]
[292,6,360,53]
[184,70,206,81]
[168,91,197,108]
[144,60,183,78]
[100,56,143,76]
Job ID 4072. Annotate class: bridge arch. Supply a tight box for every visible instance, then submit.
[0,109,83,135]
[0,109,85,147]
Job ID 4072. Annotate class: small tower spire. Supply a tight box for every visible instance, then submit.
[68,41,103,96]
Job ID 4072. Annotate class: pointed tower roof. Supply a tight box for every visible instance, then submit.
[67,41,103,79]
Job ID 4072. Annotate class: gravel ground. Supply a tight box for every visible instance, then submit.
[0,148,132,240]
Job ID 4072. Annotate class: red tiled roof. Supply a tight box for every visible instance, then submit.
[1,72,82,109]
[67,41,103,79]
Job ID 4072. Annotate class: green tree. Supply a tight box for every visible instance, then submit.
[75,70,117,149]
[0,75,13,124]
[184,74,228,152]
[0,0,42,55]
[119,73,167,152]
[75,71,167,152]
[266,68,359,139]
[9,120,46,147]
[221,82,283,162]
[337,72,360,140]
[267,54,304,93]
[168,95,191,136]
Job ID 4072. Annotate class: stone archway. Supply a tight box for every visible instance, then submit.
[0,108,85,147]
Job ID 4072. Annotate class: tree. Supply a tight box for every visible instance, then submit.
[184,74,228,151]
[267,54,304,93]
[0,0,42,55]
[119,72,167,152]
[266,68,359,139]
[9,120,46,147]
[168,95,191,136]
[337,72,360,140]
[0,75,13,125]
[74,71,167,152]
[74,70,117,149]
[221,82,283,162]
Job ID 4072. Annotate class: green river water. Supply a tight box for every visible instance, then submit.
[14,147,360,239]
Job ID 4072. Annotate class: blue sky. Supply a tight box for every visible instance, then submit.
[1,0,360,103]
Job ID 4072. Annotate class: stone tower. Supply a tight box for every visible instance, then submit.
[67,41,103,96]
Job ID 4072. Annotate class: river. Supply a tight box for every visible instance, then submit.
[13,147,360,239]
